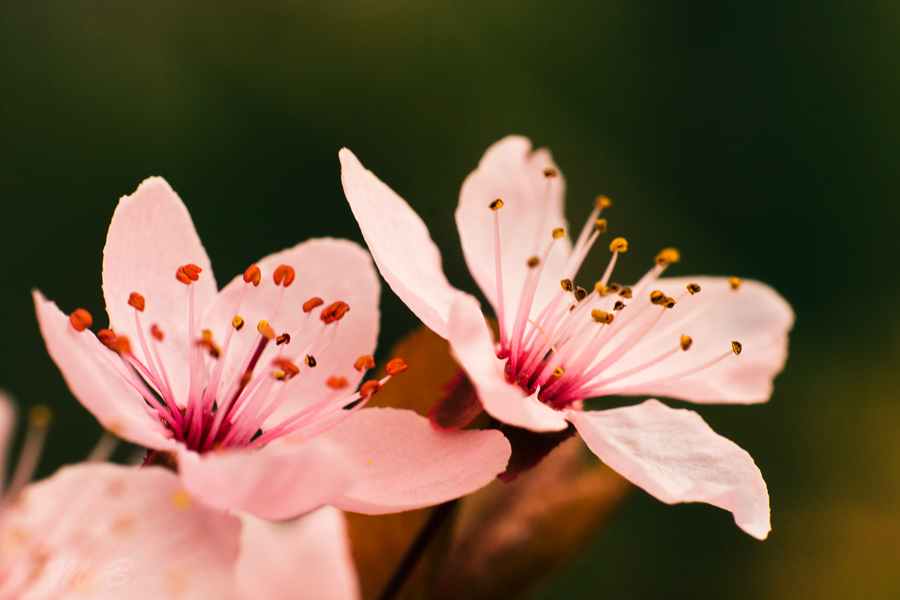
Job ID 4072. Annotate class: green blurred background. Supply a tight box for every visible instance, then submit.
[1,1,898,598]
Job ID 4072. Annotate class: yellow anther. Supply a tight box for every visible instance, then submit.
[609,237,628,253]
[650,290,666,305]
[595,195,612,209]
[591,309,615,324]
[552,366,564,379]
[543,168,558,178]
[201,329,213,341]
[489,199,504,210]
[730,276,742,290]
[686,283,701,295]
[232,315,245,330]
[257,321,275,339]
[28,405,52,428]
[594,219,607,233]
[618,286,633,299]
[608,283,621,293]
[680,335,693,351]
[595,282,609,296]
[527,255,540,268]
[574,286,587,302]
[664,297,676,309]
[655,248,681,266]
[552,227,566,239]
[305,355,317,367]
[731,341,742,355]
[560,279,574,292]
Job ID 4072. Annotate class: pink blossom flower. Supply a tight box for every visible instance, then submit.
[0,391,241,599]
[34,178,510,520]
[340,136,794,539]
[231,507,359,600]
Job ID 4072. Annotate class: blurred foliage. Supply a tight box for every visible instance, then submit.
[349,326,630,600]
[1,1,898,598]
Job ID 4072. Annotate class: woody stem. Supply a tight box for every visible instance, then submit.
[372,499,458,600]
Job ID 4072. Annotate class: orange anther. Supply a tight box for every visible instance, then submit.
[69,309,93,332]
[543,168,558,178]
[305,355,317,368]
[327,376,349,389]
[196,335,220,358]
[385,358,408,375]
[276,333,291,346]
[176,264,201,284]
[97,329,118,350]
[151,325,164,341]
[273,265,295,287]
[115,335,132,355]
[128,293,146,312]
[303,297,324,313]
[321,301,350,324]
[360,380,382,398]
[354,355,375,372]
[273,358,300,378]
[243,264,261,286]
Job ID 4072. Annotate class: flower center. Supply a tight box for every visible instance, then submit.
[489,196,741,409]
[71,263,405,453]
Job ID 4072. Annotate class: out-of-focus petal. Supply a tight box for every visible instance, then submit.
[599,277,794,403]
[456,136,571,335]
[323,407,511,514]
[178,437,356,520]
[340,148,460,338]
[231,508,360,600]
[0,391,16,496]
[201,238,379,426]
[569,400,770,539]
[447,295,568,432]
[0,463,240,599]
[102,177,217,403]
[33,291,178,451]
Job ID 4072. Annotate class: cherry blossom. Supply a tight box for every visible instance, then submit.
[34,178,510,520]
[340,137,794,538]
[0,391,241,599]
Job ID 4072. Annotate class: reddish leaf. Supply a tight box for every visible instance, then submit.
[429,369,484,431]
[432,436,632,600]
[497,423,576,482]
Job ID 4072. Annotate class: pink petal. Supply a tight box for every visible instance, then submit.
[322,407,512,514]
[231,508,360,600]
[0,463,240,599]
[178,437,357,520]
[340,148,460,338]
[600,277,794,403]
[569,399,770,539]
[103,177,217,404]
[456,136,571,335]
[0,390,15,496]
[447,294,569,432]
[200,238,379,426]
[33,291,179,451]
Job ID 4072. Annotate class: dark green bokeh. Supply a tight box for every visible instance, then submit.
[1,1,897,598]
